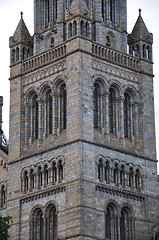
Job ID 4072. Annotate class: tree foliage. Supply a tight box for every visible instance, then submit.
[0,215,13,240]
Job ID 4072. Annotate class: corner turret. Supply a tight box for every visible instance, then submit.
[9,13,33,65]
[128,9,153,60]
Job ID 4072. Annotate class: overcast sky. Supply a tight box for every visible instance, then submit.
[0,0,159,171]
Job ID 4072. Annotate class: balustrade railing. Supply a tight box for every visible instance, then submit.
[92,43,139,70]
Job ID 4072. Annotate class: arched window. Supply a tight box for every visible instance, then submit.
[143,44,146,58]
[146,45,151,60]
[135,169,140,190]
[81,21,85,36]
[51,37,54,47]
[1,185,6,208]
[93,84,98,128]
[105,204,116,239]
[52,162,57,184]
[22,47,26,60]
[16,47,19,62]
[46,89,52,135]
[44,165,49,187]
[60,83,67,129]
[120,207,133,240]
[32,95,39,139]
[109,88,116,133]
[98,159,103,182]
[12,49,15,63]
[129,168,133,189]
[59,160,63,183]
[114,163,118,186]
[30,169,34,191]
[105,161,110,183]
[27,49,30,58]
[32,208,43,240]
[93,82,104,129]
[38,167,43,189]
[124,93,131,138]
[24,171,28,193]
[85,22,89,37]
[106,36,111,46]
[68,22,72,38]
[73,21,77,36]
[46,205,57,239]
[120,165,125,187]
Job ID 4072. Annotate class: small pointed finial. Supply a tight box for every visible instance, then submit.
[20,12,23,18]
[139,9,141,15]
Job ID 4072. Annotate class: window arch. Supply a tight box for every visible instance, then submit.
[105,161,110,183]
[135,169,140,190]
[68,22,72,38]
[105,204,116,239]
[98,159,103,182]
[59,160,63,183]
[129,168,133,190]
[32,208,43,240]
[72,21,77,36]
[24,171,29,193]
[45,89,53,135]
[120,165,125,187]
[120,207,133,240]
[114,163,118,186]
[52,162,57,184]
[38,167,43,189]
[59,83,67,129]
[16,47,19,62]
[46,205,57,239]
[44,165,49,187]
[93,81,105,129]
[30,169,34,191]
[109,88,116,133]
[124,93,131,138]
[81,21,85,36]
[1,185,6,208]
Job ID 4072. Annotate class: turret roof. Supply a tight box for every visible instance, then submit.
[129,9,152,43]
[69,0,89,16]
[13,12,31,43]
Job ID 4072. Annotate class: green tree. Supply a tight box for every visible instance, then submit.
[0,215,13,240]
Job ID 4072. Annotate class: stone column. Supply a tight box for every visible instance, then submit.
[117,216,121,240]
[43,217,47,239]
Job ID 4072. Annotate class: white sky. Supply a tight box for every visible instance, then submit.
[0,0,159,172]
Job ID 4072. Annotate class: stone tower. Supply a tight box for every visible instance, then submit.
[0,0,159,239]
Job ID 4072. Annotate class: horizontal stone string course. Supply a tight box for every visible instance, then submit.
[20,184,66,204]
[22,44,67,73]
[92,43,140,70]
[96,184,145,202]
